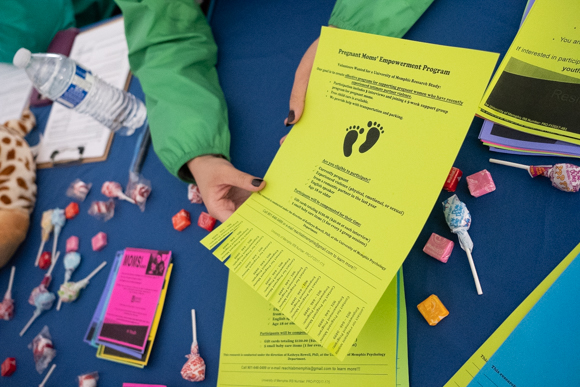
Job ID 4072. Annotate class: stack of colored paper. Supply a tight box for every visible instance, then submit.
[83,248,173,368]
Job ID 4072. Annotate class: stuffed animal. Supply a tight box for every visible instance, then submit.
[0,108,36,268]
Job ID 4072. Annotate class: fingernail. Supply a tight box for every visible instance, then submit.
[286,110,295,126]
[252,178,263,187]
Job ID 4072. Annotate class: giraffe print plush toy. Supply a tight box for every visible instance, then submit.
[0,108,37,268]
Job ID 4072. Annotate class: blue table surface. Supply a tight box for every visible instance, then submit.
[2,0,578,386]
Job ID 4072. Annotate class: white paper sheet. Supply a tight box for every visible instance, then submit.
[37,17,130,164]
[0,63,32,124]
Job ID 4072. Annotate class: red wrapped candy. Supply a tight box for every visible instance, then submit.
[198,212,216,232]
[1,357,16,376]
[65,202,80,219]
[38,252,52,270]
[173,210,191,231]
[443,167,462,192]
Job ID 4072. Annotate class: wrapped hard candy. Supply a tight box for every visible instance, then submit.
[67,179,92,201]
[101,181,135,203]
[88,200,115,221]
[188,184,203,204]
[78,371,99,387]
[29,326,56,374]
[126,175,152,212]
[181,342,206,382]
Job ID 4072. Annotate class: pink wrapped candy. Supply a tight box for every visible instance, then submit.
[466,169,496,197]
[66,235,79,253]
[0,267,16,320]
[67,179,92,201]
[91,232,107,251]
[88,200,115,221]
[423,233,454,263]
[188,184,203,204]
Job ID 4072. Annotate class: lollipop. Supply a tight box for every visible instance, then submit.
[20,291,55,336]
[490,158,580,192]
[51,209,66,260]
[35,210,54,267]
[181,309,206,382]
[0,266,16,320]
[56,252,82,311]
[442,195,483,295]
[57,261,107,304]
[29,252,59,306]
[126,175,151,212]
[101,181,135,203]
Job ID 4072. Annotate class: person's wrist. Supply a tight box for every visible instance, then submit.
[187,154,225,180]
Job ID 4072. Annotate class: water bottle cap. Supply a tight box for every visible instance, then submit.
[13,48,32,69]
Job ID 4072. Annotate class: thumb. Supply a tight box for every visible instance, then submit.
[285,38,319,126]
[223,165,266,192]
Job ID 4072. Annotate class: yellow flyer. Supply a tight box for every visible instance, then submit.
[202,27,498,360]
[478,0,580,143]
[217,270,404,386]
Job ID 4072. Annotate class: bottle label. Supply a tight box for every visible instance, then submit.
[57,64,94,108]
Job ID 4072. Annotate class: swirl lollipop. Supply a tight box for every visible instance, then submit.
[58,261,107,305]
[56,252,81,310]
[490,158,580,192]
[442,195,483,295]
[0,266,16,320]
[181,309,206,382]
[51,209,66,260]
[102,181,135,203]
[35,210,54,266]
[20,291,56,336]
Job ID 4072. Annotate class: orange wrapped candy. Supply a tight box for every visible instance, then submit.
[417,294,449,326]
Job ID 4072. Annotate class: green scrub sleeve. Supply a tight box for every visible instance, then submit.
[329,0,435,37]
[0,0,75,63]
[115,0,230,182]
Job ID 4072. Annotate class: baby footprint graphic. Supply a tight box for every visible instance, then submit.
[359,121,384,154]
[343,125,364,157]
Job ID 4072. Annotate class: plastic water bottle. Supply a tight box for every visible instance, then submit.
[13,48,146,136]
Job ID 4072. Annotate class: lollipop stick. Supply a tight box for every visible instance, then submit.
[20,310,40,336]
[191,309,197,344]
[46,251,60,278]
[39,363,56,387]
[465,250,483,295]
[83,261,107,282]
[56,297,63,312]
[51,228,60,261]
[489,158,530,170]
[35,239,46,267]
[5,266,15,298]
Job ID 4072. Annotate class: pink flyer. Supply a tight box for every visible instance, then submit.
[97,248,171,351]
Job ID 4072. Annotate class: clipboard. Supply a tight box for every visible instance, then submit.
[36,16,134,169]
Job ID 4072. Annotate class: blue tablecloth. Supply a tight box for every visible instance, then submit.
[3,0,577,386]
